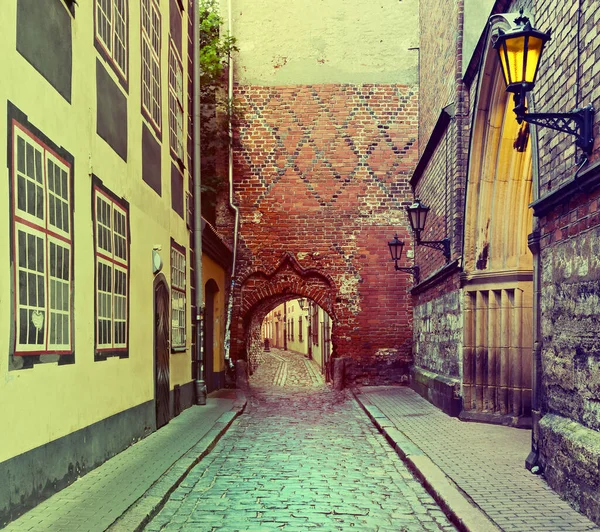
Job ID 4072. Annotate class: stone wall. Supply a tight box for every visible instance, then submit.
[413,289,463,379]
[532,0,600,522]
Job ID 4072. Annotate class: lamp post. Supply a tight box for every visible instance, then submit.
[491,9,595,156]
[388,234,420,283]
[406,199,451,262]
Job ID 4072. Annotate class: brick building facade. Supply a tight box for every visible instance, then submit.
[412,0,600,523]
[218,0,420,384]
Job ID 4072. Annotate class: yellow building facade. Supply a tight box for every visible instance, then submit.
[0,0,231,524]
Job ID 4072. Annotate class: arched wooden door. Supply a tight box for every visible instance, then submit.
[155,280,170,429]
[462,46,534,425]
[204,279,219,393]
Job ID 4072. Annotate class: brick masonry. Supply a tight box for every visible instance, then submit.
[220,83,419,384]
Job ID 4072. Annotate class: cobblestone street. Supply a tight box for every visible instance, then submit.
[146,349,456,531]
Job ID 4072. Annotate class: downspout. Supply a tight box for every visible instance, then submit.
[193,0,207,405]
[526,90,543,470]
[223,0,240,367]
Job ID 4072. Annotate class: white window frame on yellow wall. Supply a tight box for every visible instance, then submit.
[93,187,129,356]
[95,0,128,81]
[168,40,184,161]
[170,241,187,351]
[141,0,162,132]
[11,123,73,356]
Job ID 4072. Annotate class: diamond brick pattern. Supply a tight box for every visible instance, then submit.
[226,83,419,382]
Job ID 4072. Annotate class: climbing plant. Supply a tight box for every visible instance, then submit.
[198,0,239,220]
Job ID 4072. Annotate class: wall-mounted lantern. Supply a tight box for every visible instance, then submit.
[491,9,595,156]
[388,234,420,282]
[298,298,306,310]
[406,199,451,262]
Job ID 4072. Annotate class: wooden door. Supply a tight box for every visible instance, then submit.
[155,281,170,429]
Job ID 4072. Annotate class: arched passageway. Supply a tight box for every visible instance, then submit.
[254,297,333,386]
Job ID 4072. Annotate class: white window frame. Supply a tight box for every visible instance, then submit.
[12,123,73,356]
[171,242,186,350]
[94,187,129,353]
[142,0,162,131]
[169,40,184,161]
[95,0,128,80]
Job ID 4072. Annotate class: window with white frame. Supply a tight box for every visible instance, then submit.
[171,242,186,349]
[169,40,184,160]
[95,0,128,80]
[141,0,161,130]
[94,187,129,354]
[298,316,303,342]
[12,124,73,355]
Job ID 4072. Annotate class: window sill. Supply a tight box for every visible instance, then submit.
[171,346,187,354]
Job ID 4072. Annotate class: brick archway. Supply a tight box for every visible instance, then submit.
[230,252,338,371]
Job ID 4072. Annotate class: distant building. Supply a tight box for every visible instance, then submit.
[261,299,332,376]
[0,0,231,525]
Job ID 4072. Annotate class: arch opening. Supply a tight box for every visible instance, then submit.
[242,292,335,387]
[462,42,534,425]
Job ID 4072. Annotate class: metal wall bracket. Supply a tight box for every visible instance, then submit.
[417,237,451,262]
[515,102,595,155]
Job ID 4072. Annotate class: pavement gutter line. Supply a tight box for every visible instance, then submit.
[350,388,501,532]
[107,396,247,532]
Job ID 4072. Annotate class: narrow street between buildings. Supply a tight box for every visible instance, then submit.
[145,348,457,531]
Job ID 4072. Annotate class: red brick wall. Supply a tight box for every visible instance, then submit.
[222,83,419,383]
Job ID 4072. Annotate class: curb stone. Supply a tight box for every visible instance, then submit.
[351,388,500,532]
[107,393,247,532]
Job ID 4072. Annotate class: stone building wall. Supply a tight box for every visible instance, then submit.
[530,0,600,522]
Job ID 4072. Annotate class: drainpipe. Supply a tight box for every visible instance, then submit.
[193,0,206,405]
[526,94,543,469]
[223,0,240,368]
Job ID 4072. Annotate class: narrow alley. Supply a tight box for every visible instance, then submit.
[144,348,457,531]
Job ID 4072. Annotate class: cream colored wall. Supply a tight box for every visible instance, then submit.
[225,0,419,86]
[286,300,308,355]
[203,255,227,374]
[0,0,193,463]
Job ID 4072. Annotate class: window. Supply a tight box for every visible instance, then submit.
[168,40,184,160]
[291,318,294,341]
[94,186,129,355]
[11,123,73,355]
[95,0,128,80]
[311,305,319,346]
[142,0,161,130]
[298,316,303,342]
[171,241,186,349]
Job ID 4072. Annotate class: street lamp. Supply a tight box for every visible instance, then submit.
[406,199,451,262]
[491,9,595,155]
[388,234,420,282]
[298,298,306,310]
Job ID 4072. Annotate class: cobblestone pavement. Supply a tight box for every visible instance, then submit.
[251,347,324,387]
[358,387,600,532]
[145,351,456,531]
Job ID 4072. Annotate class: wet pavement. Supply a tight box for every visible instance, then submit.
[145,348,456,531]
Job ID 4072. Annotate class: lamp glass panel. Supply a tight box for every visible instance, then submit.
[504,35,526,84]
[388,239,404,261]
[524,35,544,83]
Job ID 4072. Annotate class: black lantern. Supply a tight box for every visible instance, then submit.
[388,234,419,282]
[490,10,595,155]
[494,12,549,96]
[298,298,306,310]
[405,200,451,262]
[406,200,430,240]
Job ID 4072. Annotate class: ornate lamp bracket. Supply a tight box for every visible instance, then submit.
[416,237,451,262]
[515,101,595,155]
